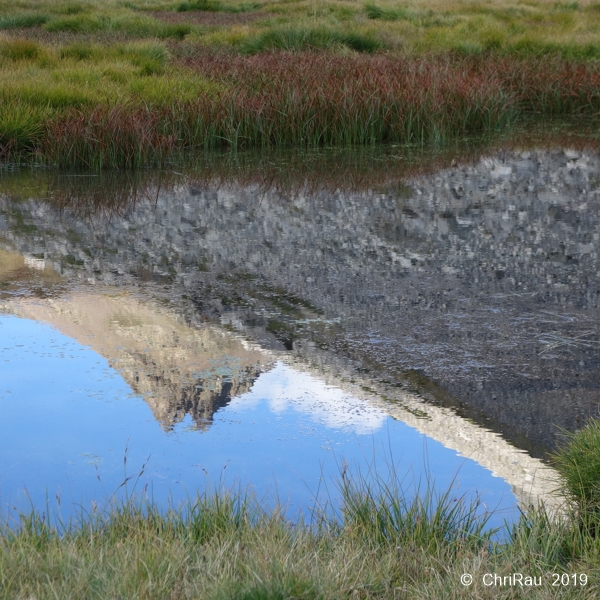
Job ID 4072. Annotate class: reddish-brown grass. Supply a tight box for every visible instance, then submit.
[19,51,600,168]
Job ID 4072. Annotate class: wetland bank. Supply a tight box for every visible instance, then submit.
[2,0,600,596]
[2,1,600,166]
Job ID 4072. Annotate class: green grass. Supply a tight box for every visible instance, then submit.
[2,0,600,166]
[0,38,219,108]
[0,0,592,50]
[1,453,599,599]
[177,0,262,12]
[0,37,43,60]
[239,24,384,53]
[1,0,600,58]
[365,2,454,27]
[43,13,193,38]
[553,418,600,537]
[0,12,50,29]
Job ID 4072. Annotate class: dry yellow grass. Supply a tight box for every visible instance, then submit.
[1,0,600,57]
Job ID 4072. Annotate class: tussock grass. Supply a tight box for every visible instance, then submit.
[1,463,599,599]
[43,12,193,38]
[553,418,600,537]
[2,0,600,166]
[0,37,44,60]
[0,12,50,29]
[177,0,261,13]
[338,469,496,552]
[0,102,47,157]
[239,24,384,53]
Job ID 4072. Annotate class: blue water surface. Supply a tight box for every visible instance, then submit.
[0,315,518,530]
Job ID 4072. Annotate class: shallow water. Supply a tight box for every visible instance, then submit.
[0,313,518,529]
[3,133,598,522]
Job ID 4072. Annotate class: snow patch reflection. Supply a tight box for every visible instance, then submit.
[229,362,387,435]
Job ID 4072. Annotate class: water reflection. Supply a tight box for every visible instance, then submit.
[1,279,558,512]
[7,289,269,431]
[2,136,598,519]
[231,362,387,434]
[2,144,599,455]
[0,248,64,299]
[0,313,520,531]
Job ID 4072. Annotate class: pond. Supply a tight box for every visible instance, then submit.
[2,128,598,527]
[0,312,519,530]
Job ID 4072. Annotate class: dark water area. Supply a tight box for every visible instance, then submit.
[1,126,599,518]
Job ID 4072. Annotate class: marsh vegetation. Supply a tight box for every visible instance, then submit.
[2,3,600,597]
[1,0,600,166]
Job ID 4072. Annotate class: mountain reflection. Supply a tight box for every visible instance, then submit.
[5,287,270,431]
[0,248,64,299]
[1,140,600,455]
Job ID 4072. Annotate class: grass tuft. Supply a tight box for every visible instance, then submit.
[553,418,600,532]
[0,13,50,30]
[339,467,496,554]
[216,575,320,600]
[177,0,261,13]
[240,25,384,53]
[59,41,100,61]
[0,102,46,155]
[0,38,43,61]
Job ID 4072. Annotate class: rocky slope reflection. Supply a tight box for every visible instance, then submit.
[1,146,600,455]
[0,264,269,431]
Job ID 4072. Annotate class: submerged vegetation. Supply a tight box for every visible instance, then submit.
[0,0,600,166]
[0,121,597,204]
[3,420,600,599]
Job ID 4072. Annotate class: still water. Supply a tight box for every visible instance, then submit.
[0,312,520,529]
[3,132,598,524]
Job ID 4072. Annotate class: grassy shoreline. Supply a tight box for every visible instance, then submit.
[2,419,600,599]
[1,475,598,598]
[2,0,600,167]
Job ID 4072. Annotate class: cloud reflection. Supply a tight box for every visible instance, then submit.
[230,362,388,435]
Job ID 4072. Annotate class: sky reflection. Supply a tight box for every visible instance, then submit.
[0,315,518,530]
